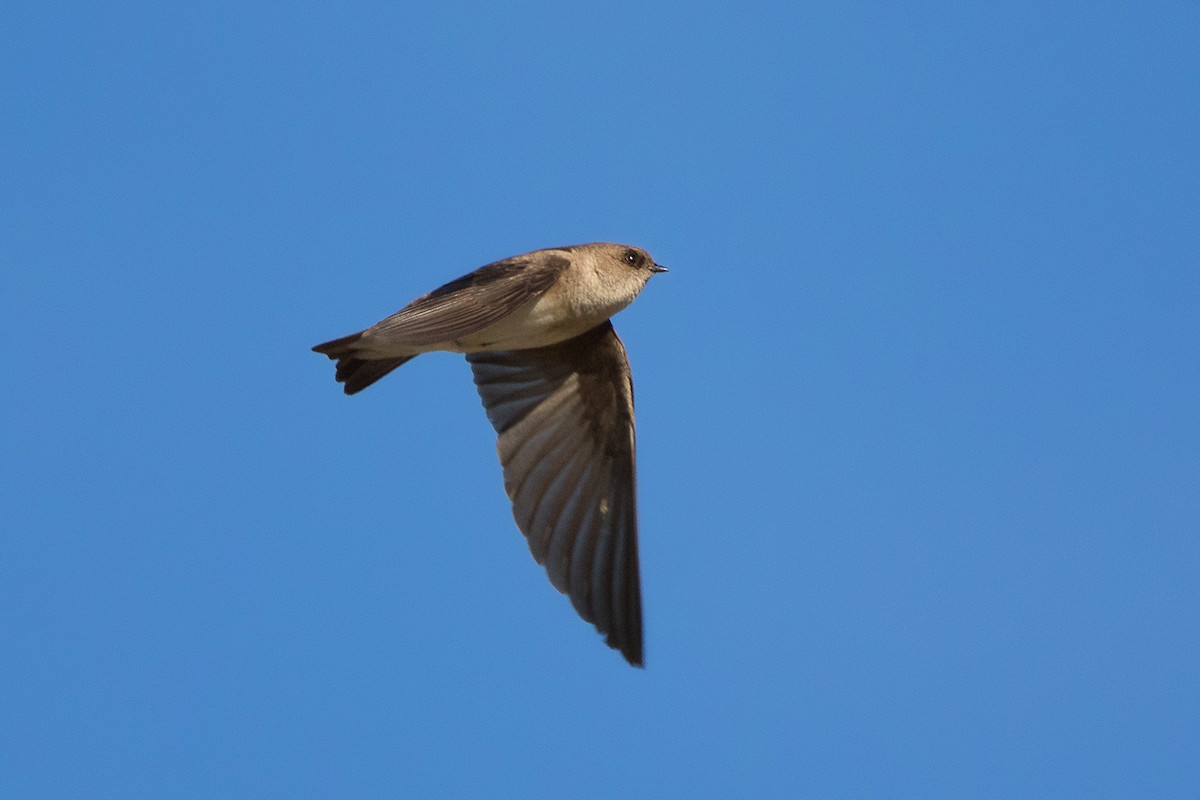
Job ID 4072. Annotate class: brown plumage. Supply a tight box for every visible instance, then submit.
[312,243,666,666]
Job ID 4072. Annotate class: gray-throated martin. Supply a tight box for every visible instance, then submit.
[312,242,667,666]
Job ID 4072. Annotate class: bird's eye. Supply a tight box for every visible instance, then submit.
[623,250,639,266]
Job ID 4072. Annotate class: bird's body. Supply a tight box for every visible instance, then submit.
[313,242,665,666]
[346,245,655,358]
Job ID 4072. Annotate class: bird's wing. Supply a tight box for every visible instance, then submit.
[467,321,644,666]
[367,253,570,347]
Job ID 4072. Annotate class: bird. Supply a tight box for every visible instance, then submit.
[312,242,667,666]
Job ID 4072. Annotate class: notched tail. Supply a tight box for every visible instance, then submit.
[312,332,413,395]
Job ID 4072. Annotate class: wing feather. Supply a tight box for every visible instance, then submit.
[467,321,644,666]
[366,253,570,347]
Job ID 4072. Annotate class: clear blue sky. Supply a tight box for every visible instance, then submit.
[3,2,1197,797]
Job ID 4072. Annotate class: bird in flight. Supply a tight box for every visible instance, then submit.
[313,242,667,666]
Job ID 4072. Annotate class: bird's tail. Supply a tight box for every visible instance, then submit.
[312,332,415,395]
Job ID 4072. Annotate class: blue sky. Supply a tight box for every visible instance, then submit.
[3,2,1197,797]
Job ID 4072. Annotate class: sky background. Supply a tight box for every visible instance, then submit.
[2,2,1197,797]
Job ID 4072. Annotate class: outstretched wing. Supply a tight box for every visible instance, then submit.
[467,321,644,666]
[365,252,570,348]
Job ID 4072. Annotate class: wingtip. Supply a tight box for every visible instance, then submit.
[312,331,363,358]
[615,634,645,668]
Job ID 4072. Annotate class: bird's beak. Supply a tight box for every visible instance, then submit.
[650,263,669,273]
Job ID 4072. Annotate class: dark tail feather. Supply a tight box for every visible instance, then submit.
[312,332,414,395]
